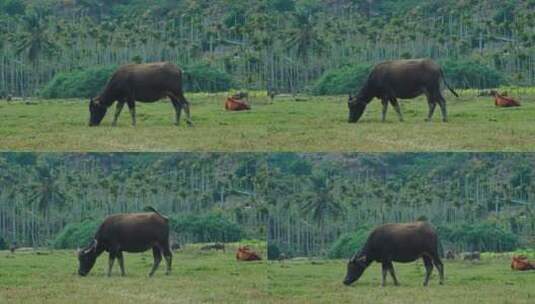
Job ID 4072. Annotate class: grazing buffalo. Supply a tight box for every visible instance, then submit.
[88,62,192,127]
[77,207,172,277]
[343,221,444,287]
[348,59,458,123]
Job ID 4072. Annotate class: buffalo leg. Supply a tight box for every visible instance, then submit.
[381,262,389,286]
[432,255,445,285]
[149,247,162,277]
[176,91,193,126]
[425,101,437,122]
[381,98,389,122]
[168,95,182,126]
[112,101,125,127]
[389,98,404,122]
[387,262,399,286]
[126,99,136,126]
[162,245,173,275]
[437,94,448,122]
[108,252,116,277]
[117,251,126,276]
[423,255,434,286]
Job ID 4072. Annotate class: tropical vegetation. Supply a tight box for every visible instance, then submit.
[0,0,533,97]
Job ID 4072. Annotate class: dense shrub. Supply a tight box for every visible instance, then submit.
[53,220,100,249]
[182,62,234,92]
[40,65,117,99]
[312,64,372,95]
[267,243,281,260]
[0,0,25,15]
[170,213,242,243]
[328,226,372,259]
[440,59,505,89]
[41,61,232,98]
[0,236,7,250]
[312,59,504,95]
[437,222,519,252]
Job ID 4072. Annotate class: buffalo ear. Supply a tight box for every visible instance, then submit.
[82,239,98,254]
[351,254,367,263]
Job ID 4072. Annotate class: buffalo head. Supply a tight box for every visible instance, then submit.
[89,98,107,126]
[78,239,98,276]
[348,95,367,123]
[343,254,369,285]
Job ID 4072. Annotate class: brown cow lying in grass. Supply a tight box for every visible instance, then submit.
[236,246,262,261]
[225,97,251,111]
[491,90,521,107]
[511,256,535,271]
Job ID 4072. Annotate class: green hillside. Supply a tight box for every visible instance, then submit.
[0,0,533,96]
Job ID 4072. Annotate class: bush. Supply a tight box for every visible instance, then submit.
[53,220,100,249]
[440,59,505,89]
[0,236,7,250]
[0,0,25,15]
[41,61,233,98]
[437,222,519,252]
[182,62,234,92]
[312,64,372,95]
[268,243,281,260]
[41,65,117,99]
[170,213,242,243]
[328,226,371,259]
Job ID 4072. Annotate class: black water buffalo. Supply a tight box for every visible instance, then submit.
[88,62,192,127]
[77,207,172,277]
[348,59,458,123]
[343,221,444,287]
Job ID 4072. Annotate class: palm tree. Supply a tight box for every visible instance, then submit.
[301,174,345,254]
[285,10,326,87]
[28,165,66,241]
[15,12,57,65]
[14,11,58,94]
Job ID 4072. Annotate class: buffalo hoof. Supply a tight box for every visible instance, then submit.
[187,121,194,127]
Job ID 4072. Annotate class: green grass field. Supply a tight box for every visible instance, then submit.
[1,92,535,152]
[267,257,535,304]
[0,243,267,304]
[2,247,534,304]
